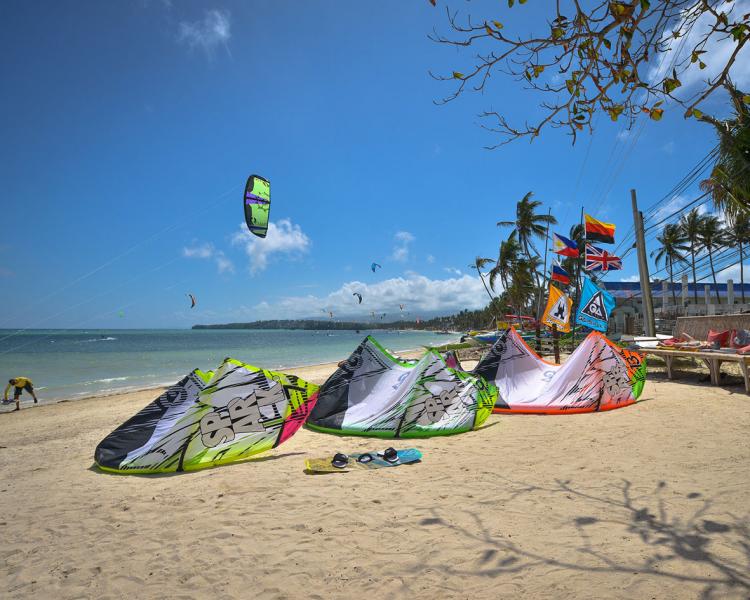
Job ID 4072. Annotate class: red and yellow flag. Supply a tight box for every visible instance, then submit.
[584,214,615,244]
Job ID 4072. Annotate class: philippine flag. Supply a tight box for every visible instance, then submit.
[552,233,579,257]
[551,264,571,285]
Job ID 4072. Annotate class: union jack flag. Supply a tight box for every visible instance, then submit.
[585,244,622,272]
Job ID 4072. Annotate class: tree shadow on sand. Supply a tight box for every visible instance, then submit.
[414,477,750,599]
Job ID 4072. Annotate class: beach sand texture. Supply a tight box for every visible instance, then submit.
[1,360,749,599]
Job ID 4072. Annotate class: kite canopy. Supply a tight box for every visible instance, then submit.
[371,262,381,273]
[307,336,496,438]
[244,174,271,238]
[188,293,196,309]
[94,360,318,473]
[472,327,645,414]
[353,292,363,304]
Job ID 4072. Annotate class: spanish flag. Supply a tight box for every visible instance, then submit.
[584,214,616,244]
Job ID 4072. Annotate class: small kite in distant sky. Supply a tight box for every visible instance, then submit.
[353,292,363,304]
[371,262,382,273]
[243,175,271,239]
[188,294,196,309]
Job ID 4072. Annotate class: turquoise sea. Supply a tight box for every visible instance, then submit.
[0,329,459,404]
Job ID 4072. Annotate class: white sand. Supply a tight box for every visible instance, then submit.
[1,359,749,599]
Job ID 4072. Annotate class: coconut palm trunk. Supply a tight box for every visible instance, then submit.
[690,246,698,303]
[708,247,721,304]
[668,257,677,306]
[740,240,746,304]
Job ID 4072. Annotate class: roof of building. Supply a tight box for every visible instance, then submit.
[602,281,750,299]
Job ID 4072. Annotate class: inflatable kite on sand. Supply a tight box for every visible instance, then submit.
[307,336,496,438]
[473,327,645,414]
[95,360,318,473]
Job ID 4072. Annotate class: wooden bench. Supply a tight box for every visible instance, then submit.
[640,347,750,394]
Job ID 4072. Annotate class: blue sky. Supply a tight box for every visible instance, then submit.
[1,0,747,329]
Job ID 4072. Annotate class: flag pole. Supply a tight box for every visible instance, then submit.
[535,208,552,353]
[571,206,585,351]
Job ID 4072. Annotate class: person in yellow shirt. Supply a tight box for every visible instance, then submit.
[3,377,38,411]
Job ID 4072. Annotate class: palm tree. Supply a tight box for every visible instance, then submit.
[679,208,705,303]
[497,192,557,259]
[651,223,688,305]
[724,211,750,304]
[497,192,557,314]
[488,230,522,293]
[698,215,725,304]
[506,256,539,317]
[471,256,496,304]
[698,85,750,221]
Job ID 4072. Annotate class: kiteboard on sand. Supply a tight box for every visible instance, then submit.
[305,448,422,473]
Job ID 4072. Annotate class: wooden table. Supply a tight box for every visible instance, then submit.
[640,347,750,394]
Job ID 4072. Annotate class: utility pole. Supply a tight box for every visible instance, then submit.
[631,189,655,336]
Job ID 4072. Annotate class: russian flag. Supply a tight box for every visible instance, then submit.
[552,233,579,257]
[551,264,571,285]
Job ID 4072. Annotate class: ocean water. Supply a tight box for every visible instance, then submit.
[0,329,459,404]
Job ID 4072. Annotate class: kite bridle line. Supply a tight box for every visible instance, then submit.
[0,181,242,338]
[0,274,196,356]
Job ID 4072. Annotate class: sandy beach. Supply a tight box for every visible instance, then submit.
[1,357,749,600]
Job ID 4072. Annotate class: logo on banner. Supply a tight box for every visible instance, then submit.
[580,291,607,321]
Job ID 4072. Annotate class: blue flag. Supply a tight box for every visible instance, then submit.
[576,277,615,332]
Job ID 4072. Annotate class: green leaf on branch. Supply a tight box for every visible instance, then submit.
[650,108,664,121]
[608,105,624,121]
[493,20,504,29]
[552,26,564,40]
[453,71,464,80]
[663,77,681,94]
[533,65,545,77]
[640,0,651,10]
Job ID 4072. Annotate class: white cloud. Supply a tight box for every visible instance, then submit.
[248,273,488,320]
[652,195,688,222]
[662,141,675,155]
[620,274,641,282]
[178,9,232,56]
[231,219,311,275]
[716,260,750,283]
[444,267,463,276]
[616,129,631,141]
[182,242,235,274]
[648,1,750,94]
[392,231,415,262]
[426,254,435,264]
[183,242,214,259]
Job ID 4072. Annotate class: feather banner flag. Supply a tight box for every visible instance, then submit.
[542,284,572,333]
[576,277,615,332]
[584,214,616,244]
[552,232,579,257]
